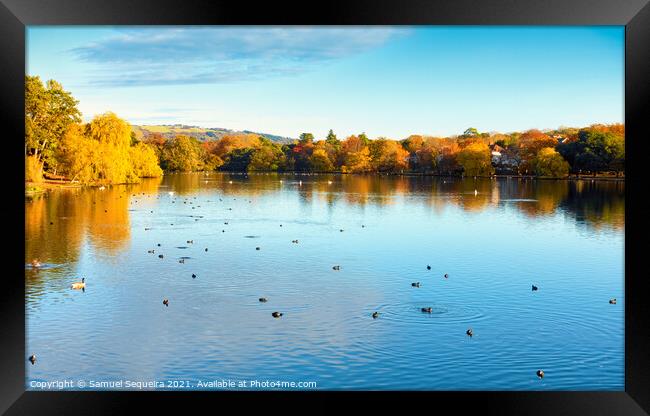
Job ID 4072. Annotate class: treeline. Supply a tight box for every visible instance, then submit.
[25,76,625,185]
[142,125,624,178]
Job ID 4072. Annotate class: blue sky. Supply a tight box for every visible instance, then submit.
[27,26,624,139]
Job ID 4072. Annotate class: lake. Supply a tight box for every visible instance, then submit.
[25,172,625,390]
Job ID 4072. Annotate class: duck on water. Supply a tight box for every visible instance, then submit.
[70,278,85,290]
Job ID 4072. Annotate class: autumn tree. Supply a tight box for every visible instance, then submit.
[369,139,409,172]
[457,141,493,176]
[414,139,441,172]
[57,123,98,183]
[340,135,371,173]
[534,147,569,177]
[517,129,557,173]
[211,133,261,159]
[130,142,164,178]
[342,147,371,173]
[430,138,461,174]
[403,135,424,153]
[309,148,334,172]
[86,112,138,183]
[161,135,204,172]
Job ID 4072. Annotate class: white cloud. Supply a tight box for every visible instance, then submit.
[70,27,408,86]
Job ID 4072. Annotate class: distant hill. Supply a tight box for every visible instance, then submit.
[131,124,294,144]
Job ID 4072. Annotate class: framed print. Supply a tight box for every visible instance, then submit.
[1,0,648,414]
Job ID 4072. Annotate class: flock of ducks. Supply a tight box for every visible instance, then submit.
[26,181,621,382]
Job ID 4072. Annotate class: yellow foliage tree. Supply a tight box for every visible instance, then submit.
[310,147,334,172]
[457,142,494,176]
[57,113,163,184]
[342,147,371,173]
[25,155,43,183]
[130,142,163,178]
[58,123,98,183]
[369,139,409,172]
[534,147,569,177]
[86,112,138,184]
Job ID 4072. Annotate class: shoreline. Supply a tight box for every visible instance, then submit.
[25,171,624,194]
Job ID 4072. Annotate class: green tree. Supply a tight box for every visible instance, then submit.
[557,129,625,174]
[248,139,285,171]
[25,76,81,175]
[222,148,254,171]
[161,135,203,172]
[325,129,340,146]
[299,132,314,144]
[358,132,370,146]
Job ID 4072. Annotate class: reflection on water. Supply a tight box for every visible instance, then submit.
[26,173,624,390]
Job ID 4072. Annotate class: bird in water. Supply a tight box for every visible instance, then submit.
[536,370,544,379]
[192,274,196,279]
[609,298,617,305]
[157,243,161,247]
[187,240,193,244]
[332,265,341,271]
[292,240,299,244]
[70,278,85,290]
[372,311,379,319]
[272,312,283,318]
[179,259,185,264]
[158,254,164,259]
[421,307,432,313]
[148,250,155,254]
[444,273,449,279]
[412,282,420,287]
[30,259,41,268]
[256,247,261,251]
[205,248,208,252]
[163,299,169,307]
[339,229,344,232]
[427,265,431,270]
[28,354,36,365]
[259,297,268,303]
[466,328,474,337]
[532,285,538,291]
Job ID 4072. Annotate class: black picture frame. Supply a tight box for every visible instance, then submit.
[2,0,648,414]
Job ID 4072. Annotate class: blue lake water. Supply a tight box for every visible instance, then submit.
[25,173,624,390]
